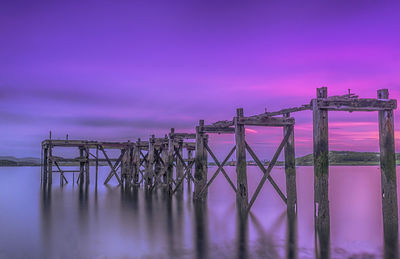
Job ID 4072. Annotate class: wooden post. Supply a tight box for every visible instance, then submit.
[79,147,85,185]
[133,141,140,185]
[176,139,184,192]
[378,89,399,259]
[162,135,169,184]
[121,148,127,186]
[187,149,193,188]
[146,135,155,188]
[194,120,208,200]
[284,113,297,217]
[95,145,99,188]
[43,145,48,184]
[48,144,53,185]
[85,147,90,185]
[168,129,175,192]
[126,143,134,188]
[235,108,248,215]
[313,87,330,259]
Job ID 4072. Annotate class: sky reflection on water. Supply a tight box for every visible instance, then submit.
[0,166,397,258]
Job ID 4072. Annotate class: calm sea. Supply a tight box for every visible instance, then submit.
[0,166,397,259]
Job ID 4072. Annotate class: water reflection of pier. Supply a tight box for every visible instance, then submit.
[40,88,398,259]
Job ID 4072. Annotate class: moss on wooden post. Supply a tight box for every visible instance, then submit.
[313,87,330,259]
[378,89,399,259]
[235,108,248,216]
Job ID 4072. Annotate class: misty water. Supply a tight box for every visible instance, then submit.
[0,166,398,259]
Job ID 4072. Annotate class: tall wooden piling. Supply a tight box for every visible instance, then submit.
[85,147,90,185]
[378,89,399,259]
[313,87,330,259]
[235,108,248,215]
[168,129,175,192]
[95,145,99,188]
[48,144,53,185]
[187,149,193,188]
[146,135,155,188]
[43,145,48,184]
[162,135,169,184]
[176,139,184,192]
[133,140,141,185]
[194,120,208,200]
[79,147,85,185]
[284,113,297,216]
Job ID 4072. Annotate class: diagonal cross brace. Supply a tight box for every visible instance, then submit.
[102,146,124,185]
[247,126,293,212]
[54,161,68,184]
[171,160,195,194]
[246,142,287,204]
[174,148,196,182]
[197,144,237,198]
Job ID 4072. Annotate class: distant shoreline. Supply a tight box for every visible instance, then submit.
[1,151,399,167]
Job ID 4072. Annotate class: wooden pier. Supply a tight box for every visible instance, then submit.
[41,87,398,259]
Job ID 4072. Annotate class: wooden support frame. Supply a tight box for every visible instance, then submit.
[102,145,123,185]
[196,144,237,198]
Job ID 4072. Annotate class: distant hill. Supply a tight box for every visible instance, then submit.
[296,151,400,166]
[0,156,41,166]
[1,151,400,167]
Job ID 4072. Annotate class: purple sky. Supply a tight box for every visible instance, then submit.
[1,1,400,159]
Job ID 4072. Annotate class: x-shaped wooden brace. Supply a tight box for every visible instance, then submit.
[196,144,237,199]
[152,148,167,184]
[171,152,195,194]
[102,146,124,185]
[246,126,293,212]
[54,161,68,184]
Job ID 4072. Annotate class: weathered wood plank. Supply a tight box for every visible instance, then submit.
[201,125,235,134]
[172,133,196,139]
[378,89,399,259]
[194,120,208,200]
[313,87,330,259]
[238,115,295,126]
[175,139,184,192]
[284,113,297,217]
[145,135,155,188]
[265,104,312,116]
[167,129,175,192]
[235,108,248,216]
[318,98,397,111]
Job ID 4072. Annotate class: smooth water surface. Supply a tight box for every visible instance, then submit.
[0,166,397,258]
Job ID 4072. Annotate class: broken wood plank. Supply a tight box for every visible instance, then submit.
[238,115,295,126]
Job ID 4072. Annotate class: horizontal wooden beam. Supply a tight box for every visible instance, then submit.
[201,125,235,134]
[212,120,234,127]
[238,116,295,126]
[317,98,397,111]
[172,133,196,139]
[265,104,312,116]
[42,140,135,149]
